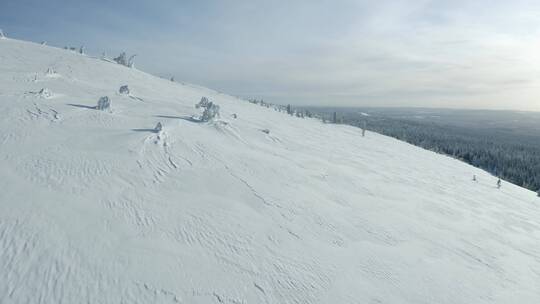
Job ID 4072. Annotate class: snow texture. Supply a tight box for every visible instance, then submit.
[1,38,540,304]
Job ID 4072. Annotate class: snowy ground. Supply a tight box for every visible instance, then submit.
[1,38,540,304]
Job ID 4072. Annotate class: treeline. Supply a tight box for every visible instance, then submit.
[306,108,540,192]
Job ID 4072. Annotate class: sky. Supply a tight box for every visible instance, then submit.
[2,0,540,110]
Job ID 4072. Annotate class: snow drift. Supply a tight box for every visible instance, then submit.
[1,38,540,304]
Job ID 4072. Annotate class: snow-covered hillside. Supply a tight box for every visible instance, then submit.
[1,38,540,304]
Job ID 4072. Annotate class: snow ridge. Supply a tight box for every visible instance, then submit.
[1,38,540,304]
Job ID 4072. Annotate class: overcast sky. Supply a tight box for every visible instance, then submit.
[2,0,540,110]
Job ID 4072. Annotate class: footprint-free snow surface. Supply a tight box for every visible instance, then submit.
[1,38,540,304]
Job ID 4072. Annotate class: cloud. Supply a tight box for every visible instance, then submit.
[2,0,540,110]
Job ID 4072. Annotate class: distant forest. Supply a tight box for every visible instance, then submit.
[303,107,540,193]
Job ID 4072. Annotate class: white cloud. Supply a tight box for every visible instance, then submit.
[7,0,540,110]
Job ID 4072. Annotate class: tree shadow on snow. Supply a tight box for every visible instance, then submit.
[67,103,96,110]
[131,128,159,133]
[155,115,202,123]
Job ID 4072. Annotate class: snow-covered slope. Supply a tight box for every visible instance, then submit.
[1,38,540,304]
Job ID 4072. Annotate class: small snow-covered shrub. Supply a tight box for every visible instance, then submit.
[261,129,270,134]
[201,102,220,122]
[195,97,220,122]
[38,88,52,99]
[113,52,137,67]
[196,97,210,109]
[0,29,6,39]
[45,68,56,76]
[113,52,127,65]
[79,46,85,54]
[119,85,130,95]
[96,96,111,111]
[155,122,163,133]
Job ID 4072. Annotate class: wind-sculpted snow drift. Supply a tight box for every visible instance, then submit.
[1,38,540,304]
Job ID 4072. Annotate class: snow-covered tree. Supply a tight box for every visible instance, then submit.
[113,52,136,67]
[45,68,56,76]
[38,88,52,99]
[127,54,137,68]
[196,97,210,109]
[119,85,130,95]
[79,46,85,55]
[497,178,502,189]
[113,52,127,65]
[201,102,220,122]
[155,122,163,133]
[362,121,367,137]
[195,97,220,122]
[96,96,111,111]
[0,29,5,39]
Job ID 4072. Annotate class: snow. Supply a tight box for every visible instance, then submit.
[1,38,540,304]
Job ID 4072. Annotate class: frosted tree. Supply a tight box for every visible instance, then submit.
[113,52,136,67]
[38,88,52,99]
[195,97,220,122]
[45,68,56,76]
[119,85,130,95]
[0,29,5,39]
[155,122,163,133]
[196,97,210,109]
[96,96,111,111]
[201,103,220,122]
[497,178,502,189]
[79,46,85,55]
[127,54,137,68]
[113,52,127,65]
[362,121,367,137]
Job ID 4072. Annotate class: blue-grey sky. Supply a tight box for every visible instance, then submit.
[2,0,540,110]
